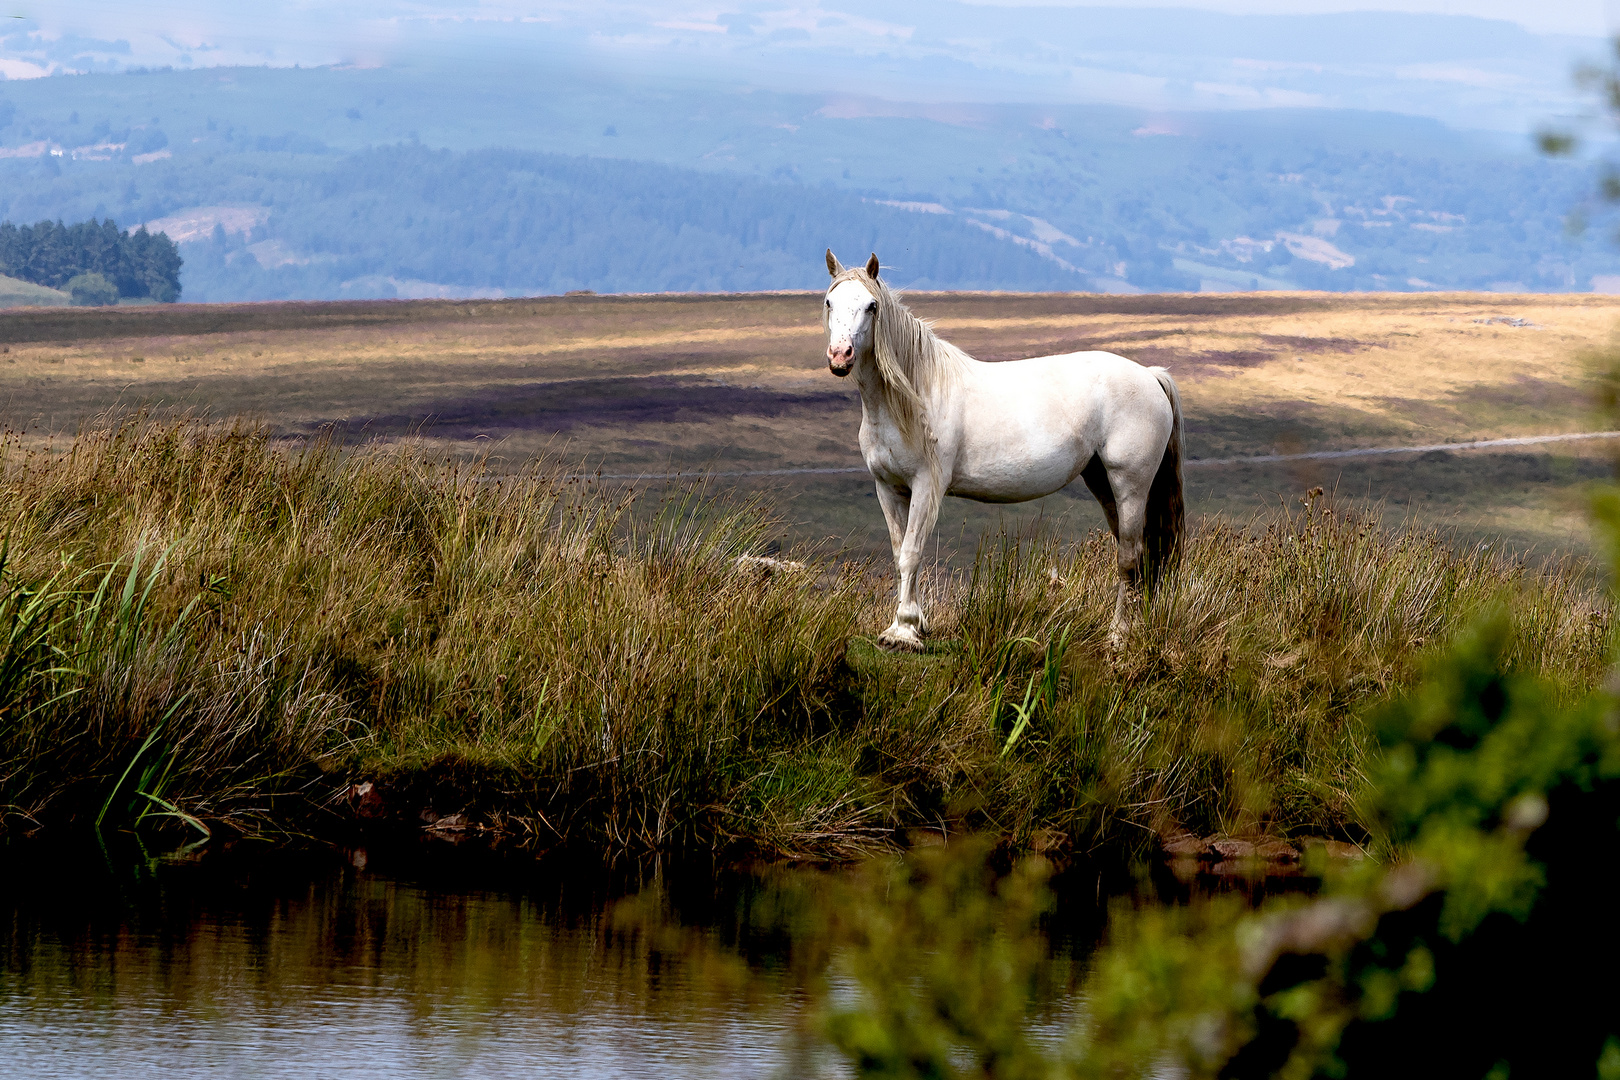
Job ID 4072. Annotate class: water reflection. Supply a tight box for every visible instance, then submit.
[1,841,840,1079]
[2,837,1248,1079]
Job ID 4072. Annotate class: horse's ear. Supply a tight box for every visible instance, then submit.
[865,253,880,280]
[826,249,843,277]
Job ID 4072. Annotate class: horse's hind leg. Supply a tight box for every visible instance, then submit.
[1080,454,1120,539]
[1105,470,1151,649]
[1081,453,1142,646]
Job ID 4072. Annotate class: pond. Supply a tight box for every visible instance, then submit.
[0,838,1286,1079]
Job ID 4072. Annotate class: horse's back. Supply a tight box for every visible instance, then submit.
[963,350,1171,429]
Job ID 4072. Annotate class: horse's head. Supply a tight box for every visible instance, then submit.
[823,249,881,377]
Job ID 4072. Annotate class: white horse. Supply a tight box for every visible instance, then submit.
[822,250,1184,650]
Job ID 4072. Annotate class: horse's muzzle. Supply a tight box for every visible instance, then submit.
[827,343,854,377]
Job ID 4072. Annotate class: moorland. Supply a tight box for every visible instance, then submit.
[0,289,1613,859]
[1,288,1614,553]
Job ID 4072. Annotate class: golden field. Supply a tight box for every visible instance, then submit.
[1,290,1615,556]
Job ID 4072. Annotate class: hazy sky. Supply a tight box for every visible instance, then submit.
[1,1,1611,132]
[973,1,1611,36]
[0,0,1611,81]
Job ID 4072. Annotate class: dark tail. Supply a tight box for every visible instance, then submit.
[1145,368,1185,583]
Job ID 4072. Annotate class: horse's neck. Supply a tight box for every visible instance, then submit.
[854,357,898,417]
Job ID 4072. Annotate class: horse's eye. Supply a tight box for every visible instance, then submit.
[866,302,877,313]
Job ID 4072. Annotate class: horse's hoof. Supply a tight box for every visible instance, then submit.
[878,624,926,652]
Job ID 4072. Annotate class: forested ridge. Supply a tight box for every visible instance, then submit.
[182,145,1084,300]
[0,63,1614,300]
[0,219,182,302]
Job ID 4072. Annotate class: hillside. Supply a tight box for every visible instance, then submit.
[0,273,68,309]
[1,290,1611,556]
[164,147,1082,300]
[0,64,1613,300]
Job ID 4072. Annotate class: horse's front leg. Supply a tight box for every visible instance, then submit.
[874,481,909,567]
[877,480,939,651]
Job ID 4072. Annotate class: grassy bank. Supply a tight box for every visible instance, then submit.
[0,419,1609,856]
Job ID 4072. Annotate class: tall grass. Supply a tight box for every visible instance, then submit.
[0,418,1608,854]
[928,493,1610,846]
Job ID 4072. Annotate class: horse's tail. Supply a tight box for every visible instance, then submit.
[1145,367,1185,583]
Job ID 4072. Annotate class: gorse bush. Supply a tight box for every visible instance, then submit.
[0,417,1608,854]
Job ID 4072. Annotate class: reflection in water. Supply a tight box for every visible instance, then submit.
[0,842,842,1079]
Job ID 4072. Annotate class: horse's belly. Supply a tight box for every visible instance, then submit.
[949,455,1081,504]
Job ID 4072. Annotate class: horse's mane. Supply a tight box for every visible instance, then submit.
[826,268,967,463]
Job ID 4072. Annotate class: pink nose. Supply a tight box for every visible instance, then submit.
[827,342,854,375]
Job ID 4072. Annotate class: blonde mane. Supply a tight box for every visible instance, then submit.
[825,268,967,461]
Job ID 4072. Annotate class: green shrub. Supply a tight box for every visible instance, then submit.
[65,272,118,307]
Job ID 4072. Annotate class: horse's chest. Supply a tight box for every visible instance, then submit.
[859,419,923,484]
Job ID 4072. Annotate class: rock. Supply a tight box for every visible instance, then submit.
[430,812,468,831]
[735,555,807,576]
[1161,833,1209,857]
[1210,838,1256,860]
[1253,838,1300,863]
[1301,838,1366,861]
[347,781,386,819]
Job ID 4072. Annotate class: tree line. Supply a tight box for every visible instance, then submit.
[177,144,1092,302]
[0,218,182,302]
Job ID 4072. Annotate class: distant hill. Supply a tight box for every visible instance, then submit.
[174,146,1089,301]
[0,273,69,309]
[0,63,1612,299]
